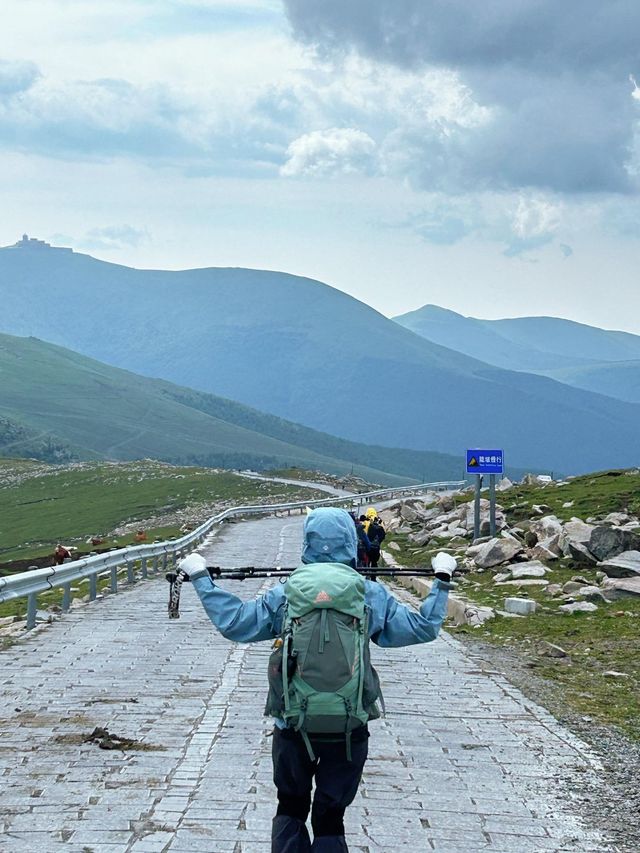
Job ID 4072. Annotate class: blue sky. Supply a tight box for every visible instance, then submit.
[1,0,639,332]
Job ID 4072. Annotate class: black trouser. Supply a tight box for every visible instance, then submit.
[368,546,380,568]
[271,726,368,853]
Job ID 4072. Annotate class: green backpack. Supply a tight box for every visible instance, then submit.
[265,562,384,760]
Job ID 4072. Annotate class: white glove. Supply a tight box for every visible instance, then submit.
[431,552,456,580]
[178,553,208,580]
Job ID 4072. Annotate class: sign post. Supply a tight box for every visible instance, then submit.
[466,449,504,540]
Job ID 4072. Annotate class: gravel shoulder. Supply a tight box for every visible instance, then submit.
[454,633,640,853]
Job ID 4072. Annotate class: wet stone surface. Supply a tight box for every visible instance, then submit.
[0,515,619,851]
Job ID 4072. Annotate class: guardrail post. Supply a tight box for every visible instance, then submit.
[26,592,37,630]
[127,561,135,584]
[110,565,118,594]
[152,555,159,574]
[89,572,97,601]
[141,557,148,579]
[162,552,168,572]
[62,583,71,612]
[171,550,178,567]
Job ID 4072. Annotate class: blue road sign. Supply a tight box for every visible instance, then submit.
[466,449,504,475]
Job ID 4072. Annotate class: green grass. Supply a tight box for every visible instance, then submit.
[470,468,640,522]
[449,565,640,740]
[0,458,326,565]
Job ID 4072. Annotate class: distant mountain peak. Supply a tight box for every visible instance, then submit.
[395,304,466,322]
[2,234,73,254]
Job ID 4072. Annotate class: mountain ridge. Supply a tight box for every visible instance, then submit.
[1,241,639,473]
[394,303,640,402]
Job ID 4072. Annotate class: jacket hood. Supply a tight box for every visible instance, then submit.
[301,507,358,566]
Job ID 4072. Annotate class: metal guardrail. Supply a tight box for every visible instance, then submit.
[0,480,464,629]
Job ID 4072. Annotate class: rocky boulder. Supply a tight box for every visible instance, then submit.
[559,601,598,614]
[407,529,432,547]
[529,515,563,541]
[567,541,598,566]
[562,518,594,545]
[510,561,548,579]
[400,503,418,522]
[474,536,523,569]
[597,550,640,578]
[602,512,630,526]
[589,527,640,561]
[601,577,640,599]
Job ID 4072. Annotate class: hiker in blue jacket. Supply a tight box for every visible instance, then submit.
[180,507,454,853]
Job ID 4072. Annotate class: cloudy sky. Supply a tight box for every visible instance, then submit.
[1,0,639,332]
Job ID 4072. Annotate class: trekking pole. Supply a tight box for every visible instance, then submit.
[165,566,468,618]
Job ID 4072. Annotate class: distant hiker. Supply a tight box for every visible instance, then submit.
[179,507,455,853]
[363,507,377,533]
[366,517,386,568]
[356,516,371,567]
[53,544,71,565]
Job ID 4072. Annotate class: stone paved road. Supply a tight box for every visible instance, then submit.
[0,515,617,852]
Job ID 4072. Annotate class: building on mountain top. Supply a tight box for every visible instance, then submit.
[4,234,73,253]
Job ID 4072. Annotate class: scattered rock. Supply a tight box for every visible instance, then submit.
[545,584,563,597]
[567,541,598,567]
[386,541,401,552]
[564,518,594,538]
[563,581,584,594]
[577,586,609,604]
[538,641,568,658]
[35,610,54,624]
[598,550,640,578]
[493,571,512,583]
[530,515,563,540]
[559,601,598,614]
[504,597,536,615]
[474,536,523,569]
[510,561,548,579]
[603,670,629,679]
[531,543,560,561]
[400,504,418,522]
[600,576,640,599]
[407,529,431,547]
[496,578,549,587]
[588,526,640,561]
[497,477,513,491]
[446,597,495,627]
[603,512,630,526]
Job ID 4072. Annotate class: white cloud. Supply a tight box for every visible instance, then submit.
[403,191,565,258]
[281,127,376,177]
[512,195,562,240]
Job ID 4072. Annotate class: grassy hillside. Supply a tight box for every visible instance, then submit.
[0,458,328,566]
[0,332,473,485]
[2,242,639,473]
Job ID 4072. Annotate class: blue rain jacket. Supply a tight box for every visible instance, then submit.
[191,572,451,648]
[191,506,451,647]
